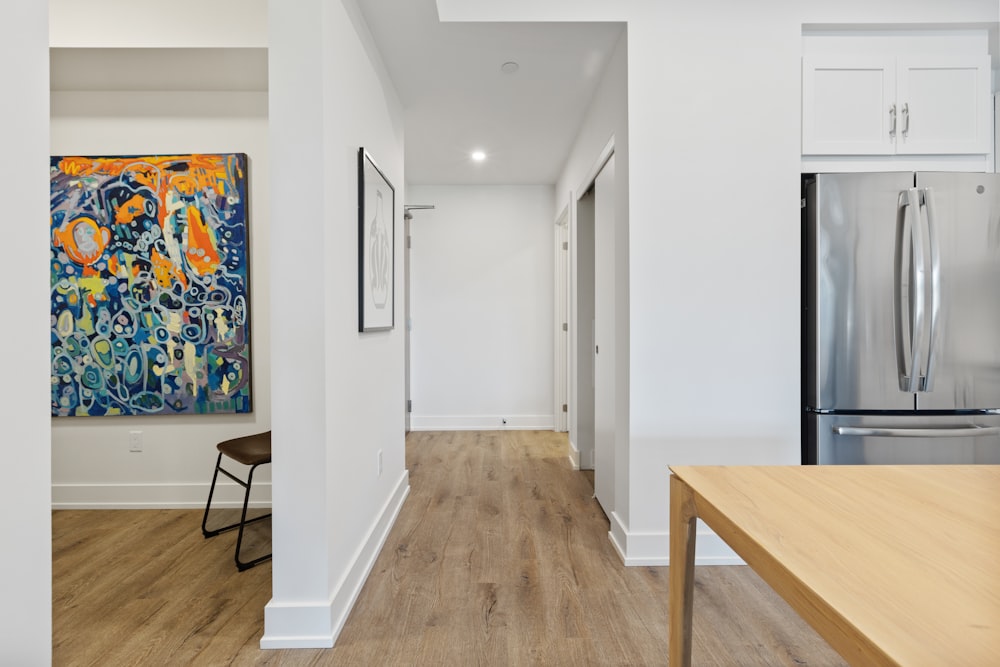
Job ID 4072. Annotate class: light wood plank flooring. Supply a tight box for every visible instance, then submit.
[53,430,847,666]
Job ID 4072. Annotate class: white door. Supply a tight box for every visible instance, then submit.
[801,55,896,155]
[593,155,615,514]
[404,214,411,433]
[554,213,569,432]
[573,190,595,470]
[896,56,991,155]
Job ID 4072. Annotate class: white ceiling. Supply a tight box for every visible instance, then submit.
[50,2,623,188]
[357,0,623,186]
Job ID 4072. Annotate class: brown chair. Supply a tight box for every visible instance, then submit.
[201,431,272,570]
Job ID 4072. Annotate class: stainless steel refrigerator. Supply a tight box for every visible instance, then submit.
[803,172,1000,464]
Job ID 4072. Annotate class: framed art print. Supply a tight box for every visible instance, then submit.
[50,152,252,416]
[358,148,395,332]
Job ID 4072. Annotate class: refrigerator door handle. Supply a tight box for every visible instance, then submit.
[833,426,1000,438]
[893,191,908,390]
[909,188,928,391]
[920,187,940,392]
[894,189,925,392]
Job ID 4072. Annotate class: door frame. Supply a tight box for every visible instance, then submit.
[554,205,570,433]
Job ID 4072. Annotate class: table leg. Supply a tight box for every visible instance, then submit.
[669,474,698,667]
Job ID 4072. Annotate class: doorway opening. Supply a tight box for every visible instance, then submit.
[572,146,616,516]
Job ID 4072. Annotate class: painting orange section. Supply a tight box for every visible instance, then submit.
[58,156,242,253]
[113,193,149,224]
[51,216,109,267]
[184,205,220,276]
[150,247,188,289]
[57,155,240,197]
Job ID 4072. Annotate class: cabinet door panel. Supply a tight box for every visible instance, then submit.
[802,56,895,155]
[896,56,991,155]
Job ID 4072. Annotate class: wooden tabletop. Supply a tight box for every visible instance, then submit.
[668,465,1000,666]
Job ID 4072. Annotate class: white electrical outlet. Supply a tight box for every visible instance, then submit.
[128,430,143,452]
[377,449,383,477]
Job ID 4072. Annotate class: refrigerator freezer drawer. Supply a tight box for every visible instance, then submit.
[807,413,1000,464]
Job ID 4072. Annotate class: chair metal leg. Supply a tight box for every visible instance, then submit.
[201,453,225,538]
[202,454,272,570]
[234,463,272,571]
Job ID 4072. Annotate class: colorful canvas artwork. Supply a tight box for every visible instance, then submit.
[50,153,252,417]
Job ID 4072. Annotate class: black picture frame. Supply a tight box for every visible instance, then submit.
[358,148,395,332]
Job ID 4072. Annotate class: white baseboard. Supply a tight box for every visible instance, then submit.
[409,414,554,431]
[608,510,629,560]
[567,439,580,470]
[51,481,271,510]
[570,435,593,469]
[260,470,410,649]
[607,514,744,567]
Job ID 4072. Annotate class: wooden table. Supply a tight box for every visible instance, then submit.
[668,465,1000,666]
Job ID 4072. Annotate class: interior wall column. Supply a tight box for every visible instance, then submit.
[0,2,53,663]
[264,0,334,645]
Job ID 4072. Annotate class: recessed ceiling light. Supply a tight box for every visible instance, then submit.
[471,150,487,162]
[500,61,519,74]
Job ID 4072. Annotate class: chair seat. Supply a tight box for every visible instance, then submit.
[217,431,271,467]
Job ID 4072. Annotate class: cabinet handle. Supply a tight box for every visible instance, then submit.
[902,103,909,137]
[889,104,897,137]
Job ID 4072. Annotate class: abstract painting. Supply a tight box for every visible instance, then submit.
[358,148,395,332]
[50,153,252,417]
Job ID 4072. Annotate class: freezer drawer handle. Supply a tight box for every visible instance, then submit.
[833,426,1000,438]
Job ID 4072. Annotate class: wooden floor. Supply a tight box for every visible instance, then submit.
[53,430,847,666]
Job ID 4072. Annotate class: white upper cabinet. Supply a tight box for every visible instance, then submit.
[896,57,991,155]
[803,56,896,155]
[802,54,991,156]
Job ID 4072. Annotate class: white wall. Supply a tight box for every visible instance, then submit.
[437,0,1000,565]
[264,0,408,648]
[407,185,555,431]
[624,3,804,565]
[1,4,51,664]
[49,0,266,48]
[555,27,631,546]
[49,90,272,508]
